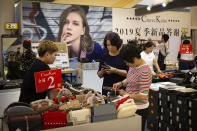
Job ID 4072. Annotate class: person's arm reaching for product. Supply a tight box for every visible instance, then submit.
[153,58,162,74]
[113,79,127,90]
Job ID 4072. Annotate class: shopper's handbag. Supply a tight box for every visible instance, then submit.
[59,99,81,111]
[43,111,67,130]
[91,103,117,122]
[84,91,105,107]
[68,108,91,125]
[112,96,131,109]
[116,99,137,118]
[30,99,58,113]
[4,102,42,131]
[75,94,86,103]
[53,88,74,104]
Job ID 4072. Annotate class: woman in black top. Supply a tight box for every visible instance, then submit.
[19,40,58,104]
[97,32,128,95]
[20,40,36,77]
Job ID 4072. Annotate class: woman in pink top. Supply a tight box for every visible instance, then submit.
[113,43,152,131]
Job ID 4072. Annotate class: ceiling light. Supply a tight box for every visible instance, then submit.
[14,3,18,7]
[162,2,167,7]
[147,4,153,11]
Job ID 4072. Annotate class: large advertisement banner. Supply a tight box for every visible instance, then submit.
[22,1,112,46]
[112,8,191,61]
[22,2,191,61]
[112,8,191,42]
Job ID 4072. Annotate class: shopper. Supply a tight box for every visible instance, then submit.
[15,46,22,62]
[97,32,128,95]
[157,34,169,70]
[5,51,21,80]
[141,41,162,75]
[57,5,103,61]
[113,44,152,131]
[177,40,196,71]
[19,40,58,104]
[20,40,36,78]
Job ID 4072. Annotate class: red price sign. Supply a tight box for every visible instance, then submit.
[35,69,63,93]
[180,44,192,54]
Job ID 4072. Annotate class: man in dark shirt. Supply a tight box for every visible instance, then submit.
[19,40,58,104]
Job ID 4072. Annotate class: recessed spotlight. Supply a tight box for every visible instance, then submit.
[162,2,167,7]
[147,4,152,11]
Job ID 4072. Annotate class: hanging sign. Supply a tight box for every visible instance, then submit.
[180,44,192,54]
[5,23,18,29]
[35,69,63,93]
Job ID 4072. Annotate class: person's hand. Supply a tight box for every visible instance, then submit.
[119,89,127,96]
[61,32,67,42]
[98,68,106,78]
[157,70,163,74]
[113,82,122,91]
[158,40,162,44]
[105,66,117,74]
[61,32,71,45]
[152,71,156,76]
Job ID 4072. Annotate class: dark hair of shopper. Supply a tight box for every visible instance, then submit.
[103,32,123,50]
[23,40,31,50]
[144,41,156,50]
[183,40,190,44]
[127,40,138,46]
[162,34,169,43]
[38,40,58,57]
[119,44,141,63]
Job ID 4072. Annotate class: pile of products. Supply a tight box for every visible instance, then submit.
[3,82,137,130]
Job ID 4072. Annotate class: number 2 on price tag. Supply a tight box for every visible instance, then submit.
[48,76,55,89]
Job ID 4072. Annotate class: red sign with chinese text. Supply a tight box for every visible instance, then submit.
[180,44,192,54]
[35,69,63,93]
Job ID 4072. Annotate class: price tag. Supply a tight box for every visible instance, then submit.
[34,69,63,93]
[180,44,192,54]
[5,23,18,29]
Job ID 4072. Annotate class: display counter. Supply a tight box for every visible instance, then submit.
[47,114,141,131]
[45,115,141,131]
[1,115,141,131]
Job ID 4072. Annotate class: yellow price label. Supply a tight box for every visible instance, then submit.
[5,23,18,29]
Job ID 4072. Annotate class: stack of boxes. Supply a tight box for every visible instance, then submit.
[147,89,160,131]
[147,86,197,131]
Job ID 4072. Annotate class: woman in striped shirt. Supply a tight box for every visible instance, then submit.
[113,43,152,131]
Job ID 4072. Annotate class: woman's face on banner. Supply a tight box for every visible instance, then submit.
[61,12,85,44]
